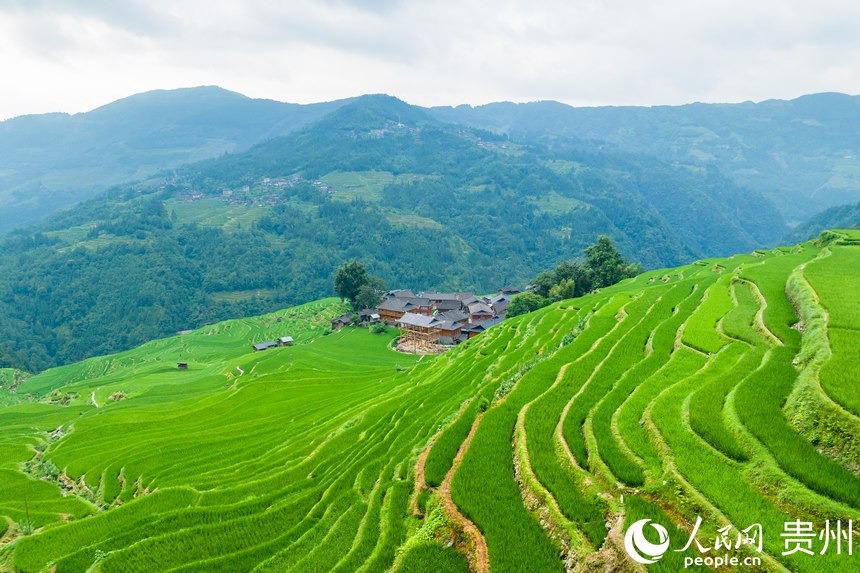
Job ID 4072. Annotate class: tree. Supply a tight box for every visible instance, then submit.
[584,235,639,288]
[531,269,557,298]
[524,235,639,306]
[354,283,382,310]
[334,260,370,304]
[506,292,549,317]
[549,277,576,301]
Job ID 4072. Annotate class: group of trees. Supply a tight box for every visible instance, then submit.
[334,261,386,310]
[507,235,640,317]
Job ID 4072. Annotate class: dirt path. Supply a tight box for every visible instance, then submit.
[235,366,245,376]
[440,413,490,573]
[410,435,438,516]
[91,392,99,408]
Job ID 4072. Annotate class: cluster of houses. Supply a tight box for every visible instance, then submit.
[331,288,519,350]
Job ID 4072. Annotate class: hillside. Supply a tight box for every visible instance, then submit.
[0,86,348,233]
[784,202,860,243]
[0,95,787,372]
[0,231,857,572]
[431,93,860,223]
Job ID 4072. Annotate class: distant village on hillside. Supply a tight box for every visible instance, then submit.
[330,288,520,353]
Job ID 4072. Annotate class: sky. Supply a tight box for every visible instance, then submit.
[1,0,859,120]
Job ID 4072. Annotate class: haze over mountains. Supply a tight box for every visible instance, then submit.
[3,86,860,233]
[0,87,348,233]
[0,87,857,372]
[432,93,860,223]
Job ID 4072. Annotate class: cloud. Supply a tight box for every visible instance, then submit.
[1,0,860,120]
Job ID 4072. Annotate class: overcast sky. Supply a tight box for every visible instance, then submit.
[1,0,859,120]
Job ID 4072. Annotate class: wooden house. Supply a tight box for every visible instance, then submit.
[331,313,353,330]
[378,297,432,323]
[467,301,495,322]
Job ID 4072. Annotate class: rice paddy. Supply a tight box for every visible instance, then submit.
[1,232,858,572]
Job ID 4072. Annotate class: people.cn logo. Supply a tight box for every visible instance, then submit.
[624,519,671,564]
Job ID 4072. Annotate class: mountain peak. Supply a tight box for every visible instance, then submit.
[317,93,429,130]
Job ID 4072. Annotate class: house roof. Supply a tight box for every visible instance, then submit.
[435,320,461,332]
[432,299,463,311]
[332,313,352,324]
[396,312,441,328]
[419,291,475,302]
[386,289,416,298]
[378,297,431,312]
[490,295,510,315]
[279,336,294,343]
[440,310,469,323]
[253,341,279,350]
[463,316,504,332]
[467,301,494,316]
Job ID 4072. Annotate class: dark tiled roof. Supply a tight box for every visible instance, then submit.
[332,313,352,324]
[420,291,475,302]
[435,320,461,332]
[253,341,279,351]
[386,289,416,298]
[440,310,469,323]
[396,312,440,328]
[433,299,463,311]
[379,297,431,312]
[467,302,494,316]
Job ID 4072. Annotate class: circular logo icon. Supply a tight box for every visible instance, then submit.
[624,519,670,564]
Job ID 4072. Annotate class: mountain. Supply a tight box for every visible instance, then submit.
[0,86,349,233]
[7,88,860,236]
[0,95,787,372]
[2,231,857,572]
[430,92,860,223]
[784,201,860,243]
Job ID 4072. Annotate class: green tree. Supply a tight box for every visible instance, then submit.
[334,260,370,304]
[549,277,576,301]
[506,292,549,317]
[354,284,382,310]
[584,235,639,288]
[531,269,557,298]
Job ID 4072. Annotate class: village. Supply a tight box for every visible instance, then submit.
[238,289,516,359]
[330,287,520,353]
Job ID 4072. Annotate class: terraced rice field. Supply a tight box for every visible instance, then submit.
[1,232,858,572]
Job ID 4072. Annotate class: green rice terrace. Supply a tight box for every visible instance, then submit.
[0,230,858,572]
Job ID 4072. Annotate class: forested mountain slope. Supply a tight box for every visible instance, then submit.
[784,202,860,242]
[0,86,348,233]
[0,96,785,372]
[431,92,860,223]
